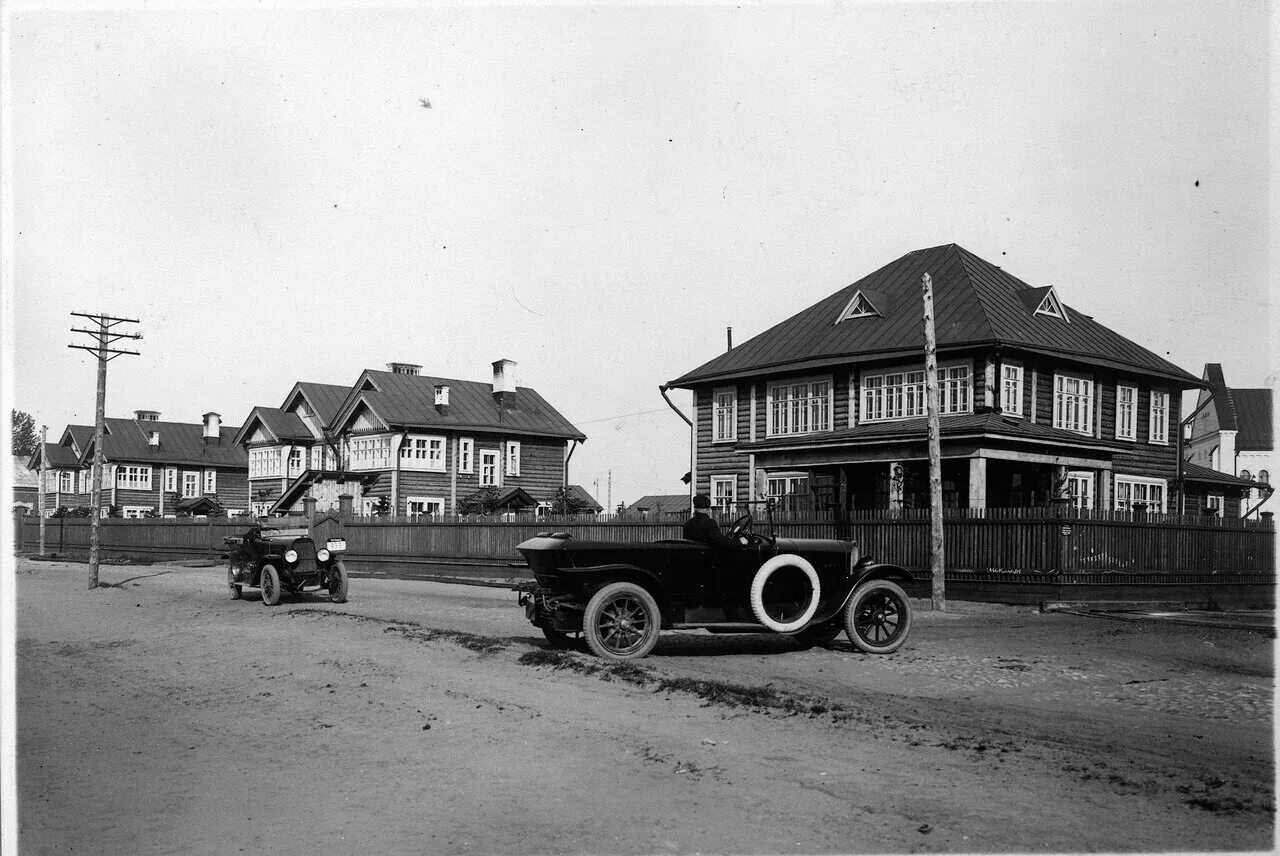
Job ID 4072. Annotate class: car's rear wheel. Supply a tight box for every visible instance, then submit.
[227,564,242,600]
[261,564,283,606]
[582,582,661,661]
[844,579,911,654]
[328,561,349,604]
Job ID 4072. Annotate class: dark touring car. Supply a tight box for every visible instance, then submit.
[516,513,913,661]
[223,526,349,606]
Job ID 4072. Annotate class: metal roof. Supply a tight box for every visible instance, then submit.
[287,382,351,425]
[334,370,585,440]
[1232,389,1273,452]
[1182,462,1258,487]
[566,484,603,512]
[669,244,1201,388]
[233,407,313,446]
[12,455,40,489]
[33,442,81,469]
[627,494,690,514]
[85,418,248,469]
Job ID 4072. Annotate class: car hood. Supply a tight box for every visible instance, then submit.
[772,537,855,555]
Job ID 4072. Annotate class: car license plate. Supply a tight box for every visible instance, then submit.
[326,538,347,553]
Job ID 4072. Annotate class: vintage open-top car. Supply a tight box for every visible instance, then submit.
[223,526,349,606]
[516,512,914,661]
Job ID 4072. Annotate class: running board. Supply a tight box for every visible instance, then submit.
[670,622,774,633]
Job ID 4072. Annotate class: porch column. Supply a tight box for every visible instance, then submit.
[968,457,987,509]
[1097,470,1111,511]
[888,462,904,511]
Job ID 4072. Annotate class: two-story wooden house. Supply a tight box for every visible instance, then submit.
[666,244,1206,514]
[240,360,587,516]
[32,410,250,516]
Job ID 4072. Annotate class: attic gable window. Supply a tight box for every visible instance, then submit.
[1033,287,1069,322]
[836,290,881,322]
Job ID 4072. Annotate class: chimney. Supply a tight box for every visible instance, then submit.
[202,412,222,443]
[435,385,450,406]
[492,358,517,396]
[148,431,160,447]
[135,410,160,422]
[387,362,422,376]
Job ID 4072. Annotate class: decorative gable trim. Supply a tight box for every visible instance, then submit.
[835,289,884,323]
[1032,286,1069,322]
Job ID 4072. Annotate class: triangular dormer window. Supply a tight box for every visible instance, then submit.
[1034,287,1069,322]
[836,290,881,322]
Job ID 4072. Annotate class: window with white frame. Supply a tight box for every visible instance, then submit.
[861,370,926,422]
[1205,494,1224,516]
[1148,390,1169,444]
[181,471,199,498]
[401,436,447,472]
[203,470,217,495]
[406,496,445,518]
[58,471,73,493]
[505,442,521,477]
[360,498,378,516]
[1000,363,1024,416]
[765,472,809,498]
[941,364,971,414]
[349,436,392,471]
[767,378,831,436]
[164,467,177,492]
[712,387,737,442]
[1053,374,1094,435]
[1115,385,1137,440]
[122,506,152,519]
[458,438,474,474]
[1259,470,1270,485]
[1114,476,1166,513]
[116,465,153,490]
[480,450,500,487]
[251,501,271,518]
[287,447,305,476]
[1065,472,1094,510]
[710,476,737,513]
[249,448,283,479]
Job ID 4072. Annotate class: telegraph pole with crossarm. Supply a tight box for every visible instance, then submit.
[69,312,142,590]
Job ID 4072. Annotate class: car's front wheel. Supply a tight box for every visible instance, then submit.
[328,561,349,604]
[843,579,911,654]
[261,564,283,606]
[227,564,242,600]
[582,582,661,661]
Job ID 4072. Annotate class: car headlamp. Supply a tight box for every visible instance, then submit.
[284,549,298,563]
[316,549,331,562]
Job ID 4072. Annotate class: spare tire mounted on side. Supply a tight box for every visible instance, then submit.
[749,554,821,632]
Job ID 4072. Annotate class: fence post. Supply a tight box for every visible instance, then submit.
[59,514,65,553]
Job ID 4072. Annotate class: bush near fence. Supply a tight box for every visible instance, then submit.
[15,509,1275,606]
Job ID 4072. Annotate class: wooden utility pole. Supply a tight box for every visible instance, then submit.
[921,274,946,611]
[38,424,47,555]
[69,312,141,590]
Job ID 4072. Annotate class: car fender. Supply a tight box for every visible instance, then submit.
[563,564,671,617]
[800,564,915,628]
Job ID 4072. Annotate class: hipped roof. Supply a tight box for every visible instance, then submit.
[84,418,248,468]
[670,244,1201,388]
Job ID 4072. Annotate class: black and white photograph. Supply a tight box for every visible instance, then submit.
[1,0,1274,853]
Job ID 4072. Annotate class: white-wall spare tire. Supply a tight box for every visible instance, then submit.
[749,554,821,632]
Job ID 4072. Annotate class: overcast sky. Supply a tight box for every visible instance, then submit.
[4,0,1273,507]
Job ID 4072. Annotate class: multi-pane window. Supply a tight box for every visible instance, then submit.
[767,379,831,436]
[116,465,153,490]
[766,473,809,497]
[505,442,521,476]
[406,497,445,518]
[251,501,270,518]
[1001,363,1024,416]
[458,438,474,474]
[287,448,305,476]
[941,365,971,414]
[1148,390,1169,444]
[1065,472,1094,509]
[249,448,282,478]
[1205,495,1224,517]
[204,470,217,494]
[310,445,330,470]
[1116,385,1137,440]
[710,476,736,512]
[1053,374,1094,435]
[182,472,199,498]
[862,370,926,422]
[349,436,392,471]
[480,451,500,487]
[58,471,73,492]
[1114,476,1166,513]
[712,388,737,442]
[401,436,446,472]
[164,467,177,492]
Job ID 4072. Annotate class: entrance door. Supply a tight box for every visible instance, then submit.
[1066,472,1094,510]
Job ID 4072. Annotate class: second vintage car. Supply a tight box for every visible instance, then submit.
[223,526,350,606]
[516,512,913,661]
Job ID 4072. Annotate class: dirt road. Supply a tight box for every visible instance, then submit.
[15,558,1275,854]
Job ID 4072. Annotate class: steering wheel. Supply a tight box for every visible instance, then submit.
[727,513,753,540]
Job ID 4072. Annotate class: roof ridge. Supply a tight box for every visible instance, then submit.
[951,245,1001,343]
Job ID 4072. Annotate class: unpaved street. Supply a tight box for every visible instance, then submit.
[15,558,1275,854]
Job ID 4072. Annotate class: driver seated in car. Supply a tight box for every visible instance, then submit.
[683,494,743,547]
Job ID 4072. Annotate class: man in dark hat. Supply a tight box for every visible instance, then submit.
[683,494,739,547]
